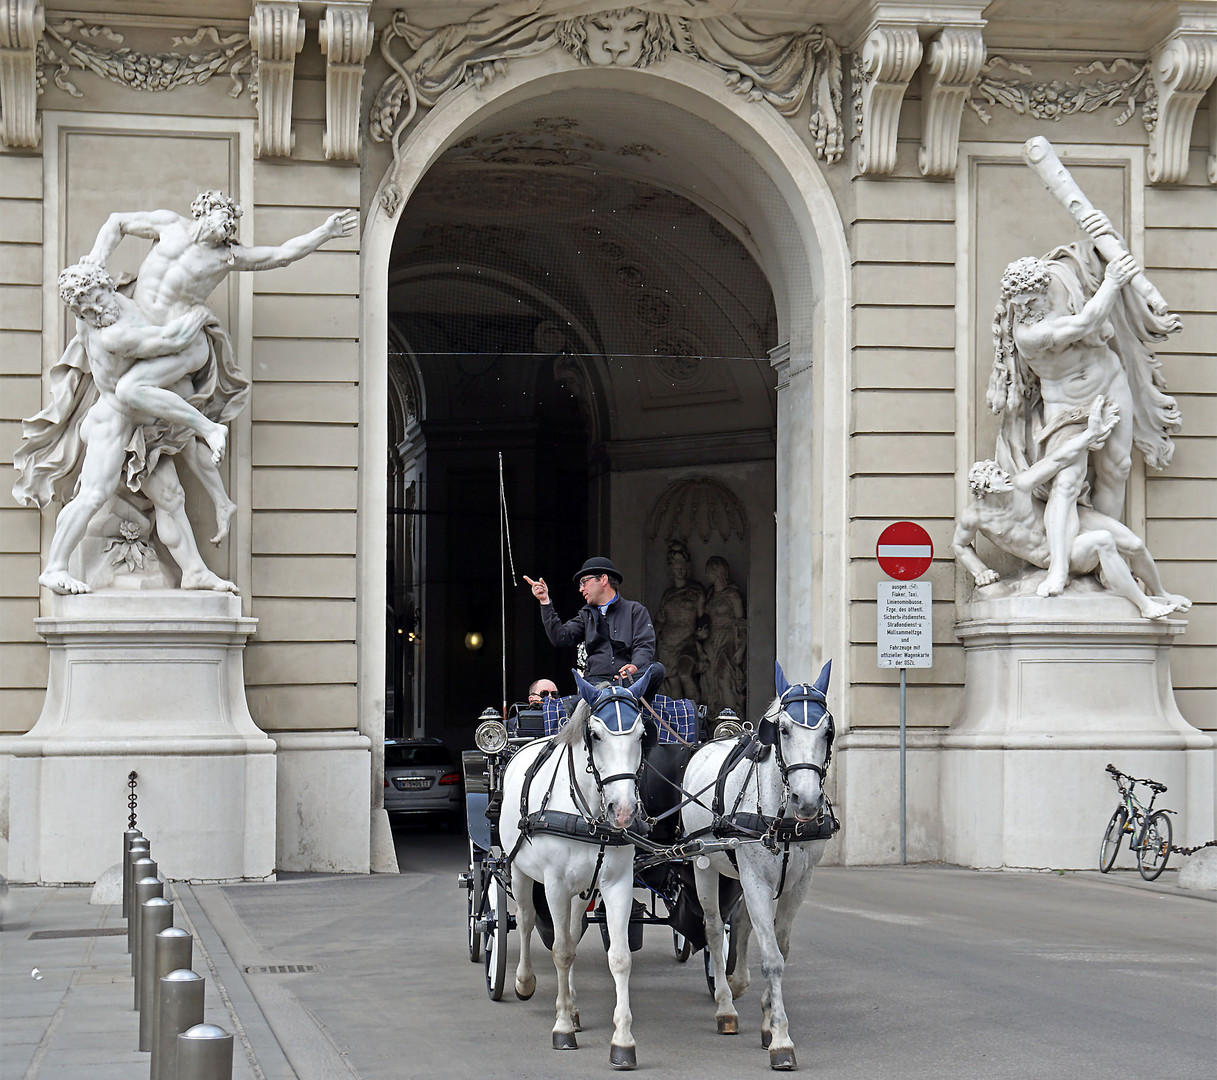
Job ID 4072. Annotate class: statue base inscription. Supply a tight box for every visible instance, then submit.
[2,590,276,884]
[941,593,1213,870]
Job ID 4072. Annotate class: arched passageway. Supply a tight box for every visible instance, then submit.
[362,61,851,754]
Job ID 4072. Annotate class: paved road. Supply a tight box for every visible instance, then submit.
[194,824,1216,1080]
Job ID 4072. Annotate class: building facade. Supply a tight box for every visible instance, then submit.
[1,0,1213,880]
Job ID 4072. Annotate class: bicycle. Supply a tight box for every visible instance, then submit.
[1099,763,1174,881]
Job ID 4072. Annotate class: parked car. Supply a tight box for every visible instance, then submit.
[384,738,464,827]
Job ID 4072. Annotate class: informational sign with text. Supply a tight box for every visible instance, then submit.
[877,580,932,668]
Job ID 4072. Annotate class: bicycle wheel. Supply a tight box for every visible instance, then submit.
[1137,811,1172,881]
[1099,808,1126,873]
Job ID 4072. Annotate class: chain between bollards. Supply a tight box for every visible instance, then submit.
[128,770,139,829]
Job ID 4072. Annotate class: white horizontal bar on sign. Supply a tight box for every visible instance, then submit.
[876,545,932,558]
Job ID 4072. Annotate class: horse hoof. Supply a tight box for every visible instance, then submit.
[515,976,536,1001]
[717,1016,739,1035]
[761,1030,772,1049]
[769,1048,797,1070]
[553,1032,578,1050]
[609,1044,637,1069]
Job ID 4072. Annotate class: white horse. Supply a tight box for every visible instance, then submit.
[681,660,836,1070]
[499,666,657,1070]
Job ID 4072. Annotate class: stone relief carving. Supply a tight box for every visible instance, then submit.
[320,2,376,162]
[702,554,746,718]
[371,1,844,211]
[40,20,253,99]
[968,56,1155,129]
[12,193,356,595]
[962,139,1187,613]
[647,475,747,544]
[654,539,706,701]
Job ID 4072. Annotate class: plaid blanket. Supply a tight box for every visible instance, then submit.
[542,694,697,743]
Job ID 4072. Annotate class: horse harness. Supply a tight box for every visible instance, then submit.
[688,685,840,897]
[509,685,650,898]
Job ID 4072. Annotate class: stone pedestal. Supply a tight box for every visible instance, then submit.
[942,594,1213,870]
[2,591,276,884]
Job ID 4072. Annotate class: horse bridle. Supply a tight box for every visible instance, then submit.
[577,686,645,821]
[764,686,835,786]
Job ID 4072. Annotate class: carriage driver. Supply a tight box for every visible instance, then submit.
[524,557,656,682]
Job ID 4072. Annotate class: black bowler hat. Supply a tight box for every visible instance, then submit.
[573,557,622,585]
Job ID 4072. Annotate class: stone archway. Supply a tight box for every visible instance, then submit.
[358,56,851,752]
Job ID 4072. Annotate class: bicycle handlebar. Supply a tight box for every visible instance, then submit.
[1105,763,1167,794]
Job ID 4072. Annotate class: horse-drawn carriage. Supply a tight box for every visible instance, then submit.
[457,661,839,1071]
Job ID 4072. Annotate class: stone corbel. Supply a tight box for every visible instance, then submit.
[1208,83,1217,184]
[1147,26,1217,184]
[856,25,922,175]
[0,0,45,148]
[320,2,374,161]
[249,1,306,158]
[919,26,985,177]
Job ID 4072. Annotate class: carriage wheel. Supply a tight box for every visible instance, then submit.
[483,875,509,1000]
[467,840,485,963]
[703,918,739,999]
[672,928,691,963]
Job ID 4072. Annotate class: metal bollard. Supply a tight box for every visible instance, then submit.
[125,841,150,939]
[131,872,162,982]
[152,929,193,1071]
[152,970,204,1080]
[176,1024,234,1080]
[122,829,144,918]
[138,897,174,1046]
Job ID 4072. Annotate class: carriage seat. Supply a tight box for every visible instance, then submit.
[540,693,698,743]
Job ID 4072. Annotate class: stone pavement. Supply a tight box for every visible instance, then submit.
[2,832,1214,1080]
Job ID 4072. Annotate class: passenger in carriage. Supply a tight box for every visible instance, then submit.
[526,678,561,704]
[523,556,656,682]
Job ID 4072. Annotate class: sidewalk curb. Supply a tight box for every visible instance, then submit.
[181,883,360,1080]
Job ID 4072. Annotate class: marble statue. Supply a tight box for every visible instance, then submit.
[654,539,705,700]
[954,396,1190,620]
[13,192,357,595]
[986,147,1181,601]
[701,555,746,717]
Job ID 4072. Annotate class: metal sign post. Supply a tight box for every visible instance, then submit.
[876,522,934,865]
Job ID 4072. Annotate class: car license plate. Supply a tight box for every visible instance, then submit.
[394,777,432,791]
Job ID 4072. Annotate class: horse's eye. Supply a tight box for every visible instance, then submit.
[590,729,602,742]
[780,721,792,737]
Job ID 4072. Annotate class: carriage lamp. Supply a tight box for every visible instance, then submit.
[464,631,484,650]
[712,710,750,740]
[475,710,508,754]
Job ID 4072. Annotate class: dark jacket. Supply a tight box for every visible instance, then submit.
[540,595,656,678]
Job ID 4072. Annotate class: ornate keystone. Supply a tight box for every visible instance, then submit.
[321,2,374,161]
[249,2,305,158]
[0,0,45,148]
[855,25,922,175]
[919,26,985,177]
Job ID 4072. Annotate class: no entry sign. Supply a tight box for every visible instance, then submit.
[876,521,933,581]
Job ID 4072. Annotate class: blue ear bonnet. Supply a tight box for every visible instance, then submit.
[590,686,643,734]
[779,685,833,732]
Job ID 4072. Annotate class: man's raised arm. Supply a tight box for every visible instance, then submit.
[229,210,357,272]
[83,209,181,266]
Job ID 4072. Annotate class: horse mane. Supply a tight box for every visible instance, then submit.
[553,698,590,747]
